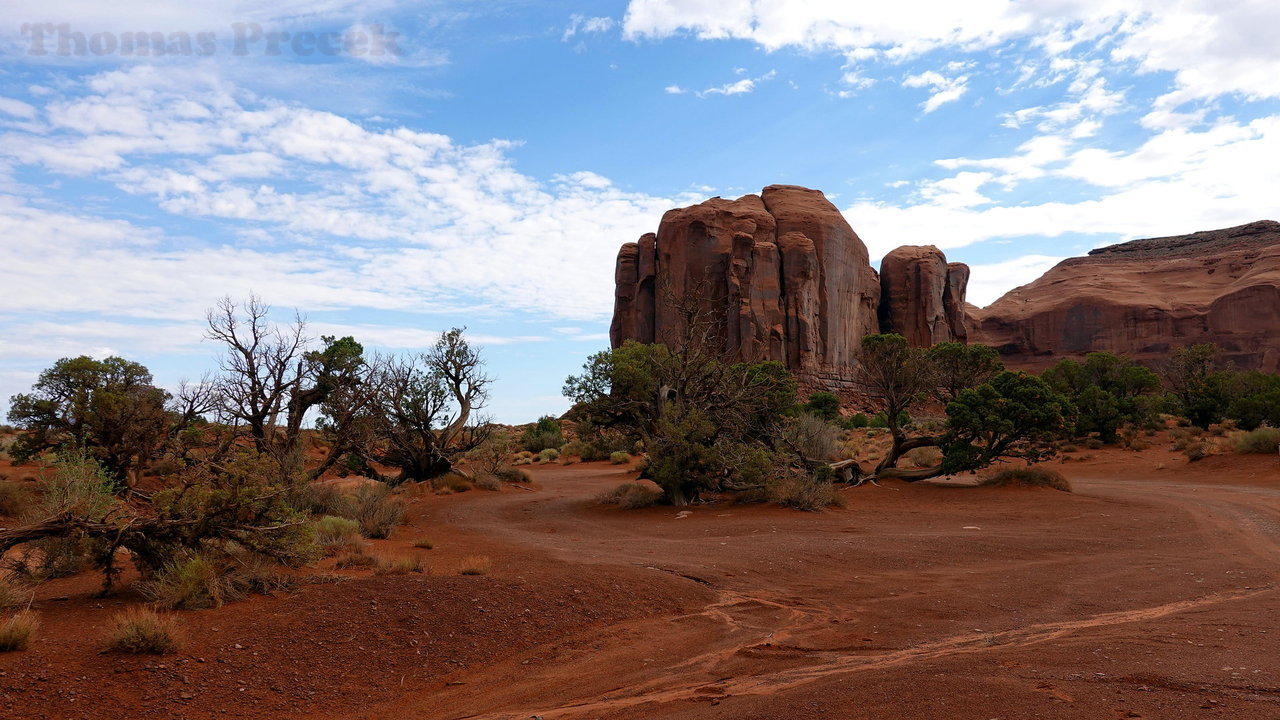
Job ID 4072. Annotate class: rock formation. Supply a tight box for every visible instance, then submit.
[877,245,969,346]
[970,220,1280,372]
[609,185,882,383]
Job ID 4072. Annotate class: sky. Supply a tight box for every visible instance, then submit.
[0,1,1278,424]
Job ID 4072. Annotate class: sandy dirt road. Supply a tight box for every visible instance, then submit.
[359,457,1280,720]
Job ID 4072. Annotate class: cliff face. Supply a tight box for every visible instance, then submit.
[878,245,970,347]
[970,221,1280,372]
[610,185,967,385]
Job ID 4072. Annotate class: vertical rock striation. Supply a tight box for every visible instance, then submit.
[877,245,970,346]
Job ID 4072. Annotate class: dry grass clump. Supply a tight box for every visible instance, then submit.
[596,482,662,509]
[609,451,631,465]
[0,610,39,651]
[0,481,32,517]
[334,549,377,569]
[1184,440,1212,462]
[433,472,473,494]
[493,466,532,483]
[289,481,355,517]
[411,537,434,549]
[903,446,944,469]
[457,555,491,576]
[314,515,362,555]
[1235,426,1280,454]
[103,607,183,654]
[981,467,1071,492]
[0,575,32,609]
[768,473,846,511]
[351,483,406,539]
[140,553,293,610]
[374,554,425,575]
[536,448,560,464]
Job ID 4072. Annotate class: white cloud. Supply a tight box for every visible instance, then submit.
[664,84,686,94]
[902,69,968,113]
[687,69,776,98]
[0,66,695,326]
[623,1,1280,104]
[964,254,1065,308]
[563,14,616,42]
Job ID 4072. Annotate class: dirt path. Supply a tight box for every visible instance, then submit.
[355,459,1280,720]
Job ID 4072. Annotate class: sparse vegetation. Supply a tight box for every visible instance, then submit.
[609,451,631,464]
[432,472,473,493]
[596,482,662,509]
[0,610,39,651]
[768,466,845,511]
[314,515,362,555]
[981,467,1071,492]
[1235,426,1280,454]
[412,537,434,549]
[537,448,560,463]
[0,575,31,609]
[0,481,32,517]
[103,608,183,654]
[350,483,405,539]
[374,554,424,575]
[521,416,564,453]
[457,555,491,575]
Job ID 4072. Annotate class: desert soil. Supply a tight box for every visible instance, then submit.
[3,444,1279,720]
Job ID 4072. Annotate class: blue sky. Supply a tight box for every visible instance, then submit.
[1,1,1278,423]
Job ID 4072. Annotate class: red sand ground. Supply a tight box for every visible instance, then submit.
[3,441,1280,719]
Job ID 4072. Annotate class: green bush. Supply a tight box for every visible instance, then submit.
[980,467,1071,492]
[1235,426,1280,454]
[537,448,560,463]
[314,515,362,554]
[520,416,564,453]
[803,392,841,421]
[841,413,870,430]
[609,451,631,464]
[140,554,237,610]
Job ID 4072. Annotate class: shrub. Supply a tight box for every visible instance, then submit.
[22,536,100,580]
[473,473,502,491]
[289,482,354,518]
[412,537,434,549]
[351,484,405,539]
[335,550,376,569]
[803,391,841,421]
[595,482,662,509]
[374,554,424,575]
[0,576,31,609]
[1185,441,1210,462]
[103,608,183,654]
[609,451,631,465]
[1084,438,1104,450]
[0,482,32,517]
[512,457,533,466]
[1235,427,1280,454]
[140,554,237,610]
[457,555,491,576]
[432,472,473,493]
[520,416,563,453]
[903,446,944,469]
[841,413,870,430]
[313,516,362,555]
[559,439,588,460]
[494,466,532,483]
[537,448,560,463]
[0,610,39,652]
[980,467,1071,492]
[768,467,845,511]
[783,413,841,463]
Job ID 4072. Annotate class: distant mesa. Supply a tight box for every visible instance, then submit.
[609,186,1280,387]
[969,220,1280,373]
